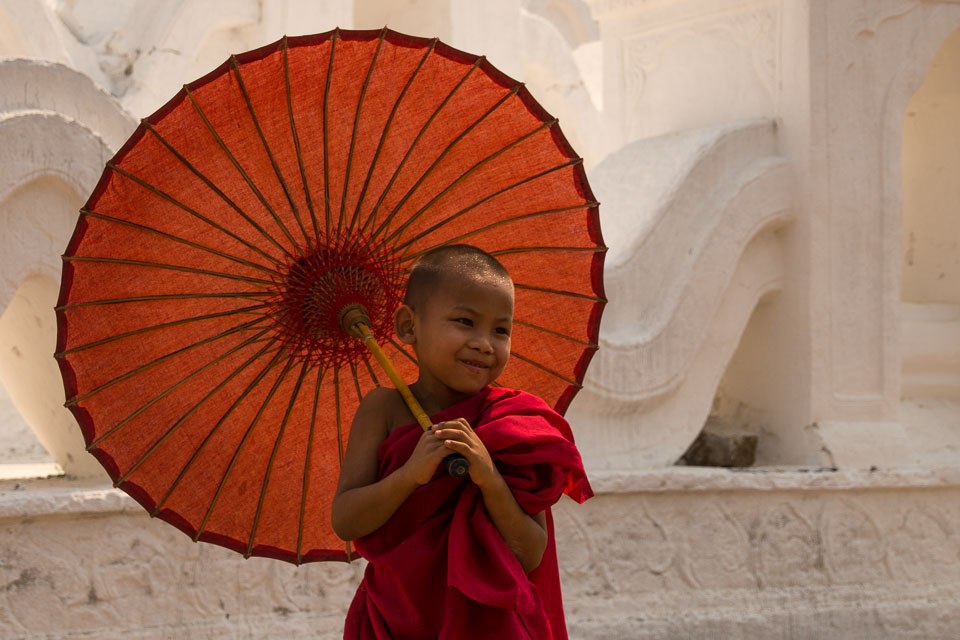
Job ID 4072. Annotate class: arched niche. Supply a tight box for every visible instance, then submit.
[899,28,960,465]
[902,28,960,305]
[0,177,106,479]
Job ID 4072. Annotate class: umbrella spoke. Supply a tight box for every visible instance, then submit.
[116,339,278,486]
[184,88,304,256]
[350,38,437,237]
[63,256,276,287]
[371,84,522,242]
[338,28,387,239]
[383,118,556,245]
[152,347,286,518]
[66,316,270,407]
[80,209,279,276]
[247,358,313,558]
[510,350,580,387]
[193,353,297,543]
[513,283,605,302]
[140,125,292,262]
[513,319,597,348]
[362,355,382,388]
[283,37,319,241]
[58,303,269,356]
[298,364,326,565]
[489,246,601,257]
[386,337,419,367]
[322,29,339,237]
[231,56,310,246]
[395,165,588,252]
[350,362,364,400]
[361,56,484,237]
[57,291,268,310]
[92,327,273,450]
[334,367,346,463]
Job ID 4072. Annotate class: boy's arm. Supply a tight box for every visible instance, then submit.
[331,388,450,541]
[434,419,548,573]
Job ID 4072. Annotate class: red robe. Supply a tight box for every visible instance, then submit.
[344,386,593,639]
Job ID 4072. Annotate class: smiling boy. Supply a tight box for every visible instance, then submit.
[332,245,591,639]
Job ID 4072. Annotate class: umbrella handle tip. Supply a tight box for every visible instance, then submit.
[339,303,371,339]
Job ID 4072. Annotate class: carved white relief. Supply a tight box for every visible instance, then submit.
[567,119,792,469]
[617,3,779,139]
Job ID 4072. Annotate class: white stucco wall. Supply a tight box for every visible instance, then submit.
[1,0,959,637]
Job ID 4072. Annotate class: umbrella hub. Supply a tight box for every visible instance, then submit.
[270,243,404,366]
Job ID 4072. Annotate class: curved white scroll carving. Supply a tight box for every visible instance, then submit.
[567,119,793,469]
[0,59,132,478]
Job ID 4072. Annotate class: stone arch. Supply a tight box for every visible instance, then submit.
[896,26,960,462]
[0,59,131,477]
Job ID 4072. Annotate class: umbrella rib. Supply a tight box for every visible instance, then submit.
[509,350,580,387]
[63,256,275,287]
[231,56,310,246]
[334,367,345,462]
[57,303,269,356]
[512,283,605,302]
[152,346,286,518]
[361,355,381,388]
[322,29,339,237]
[247,358,312,558]
[140,125,292,261]
[330,367,351,565]
[513,319,597,348]
[184,87,304,255]
[489,246,601,256]
[350,362,364,400]
[371,83,522,242]
[386,337,419,367]
[382,118,556,245]
[193,353,297,543]
[92,327,273,451]
[338,27,387,239]
[361,56,484,237]
[283,37,319,241]
[395,163,587,252]
[57,291,267,310]
[350,38,437,236]
[79,209,278,276]
[297,364,326,565]
[65,316,269,407]
[114,339,277,485]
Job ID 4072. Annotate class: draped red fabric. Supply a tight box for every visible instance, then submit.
[56,28,604,563]
[345,386,592,639]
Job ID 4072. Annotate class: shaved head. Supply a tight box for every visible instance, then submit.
[404,245,512,311]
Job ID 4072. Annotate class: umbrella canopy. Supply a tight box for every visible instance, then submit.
[56,27,605,564]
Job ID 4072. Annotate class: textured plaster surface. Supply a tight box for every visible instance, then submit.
[3,469,960,638]
[1,0,960,637]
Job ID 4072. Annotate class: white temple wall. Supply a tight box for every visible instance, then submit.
[1,0,960,637]
[902,27,960,306]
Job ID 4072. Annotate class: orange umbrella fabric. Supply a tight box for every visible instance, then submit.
[56,28,604,564]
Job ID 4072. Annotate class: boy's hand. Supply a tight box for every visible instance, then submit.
[432,419,498,489]
[401,427,450,485]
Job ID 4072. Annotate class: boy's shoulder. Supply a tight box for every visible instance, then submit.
[480,386,559,419]
[357,386,414,435]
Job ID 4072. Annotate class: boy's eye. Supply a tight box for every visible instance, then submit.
[495,327,510,335]
[454,317,473,326]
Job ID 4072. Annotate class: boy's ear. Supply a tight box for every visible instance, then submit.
[394,305,416,345]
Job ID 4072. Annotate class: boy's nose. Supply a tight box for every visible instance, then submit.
[469,335,494,353]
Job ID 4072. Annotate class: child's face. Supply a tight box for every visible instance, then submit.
[402,272,513,401]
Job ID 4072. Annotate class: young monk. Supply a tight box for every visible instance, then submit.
[332,244,592,639]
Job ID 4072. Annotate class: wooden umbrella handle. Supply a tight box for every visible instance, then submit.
[340,305,470,478]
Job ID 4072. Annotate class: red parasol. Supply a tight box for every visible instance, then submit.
[55,27,604,564]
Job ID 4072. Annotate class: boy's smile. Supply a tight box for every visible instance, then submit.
[396,272,514,412]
